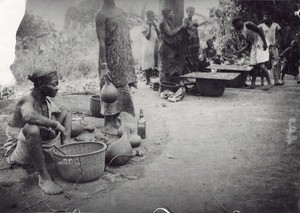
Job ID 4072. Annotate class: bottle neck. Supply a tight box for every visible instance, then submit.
[139,109,144,119]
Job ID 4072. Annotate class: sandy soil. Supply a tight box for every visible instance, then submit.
[1,76,300,213]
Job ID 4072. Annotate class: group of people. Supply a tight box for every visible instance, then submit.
[3,0,137,195]
[141,6,209,84]
[141,7,300,90]
[232,14,300,89]
[3,0,300,197]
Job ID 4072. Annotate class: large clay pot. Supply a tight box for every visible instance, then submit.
[100,75,118,103]
[105,126,133,166]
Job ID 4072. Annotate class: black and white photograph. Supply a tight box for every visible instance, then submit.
[1,0,300,212]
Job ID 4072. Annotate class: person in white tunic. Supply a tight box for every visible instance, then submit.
[258,13,284,86]
[141,10,160,85]
[233,18,273,90]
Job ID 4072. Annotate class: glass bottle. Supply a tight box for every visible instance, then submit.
[137,109,146,139]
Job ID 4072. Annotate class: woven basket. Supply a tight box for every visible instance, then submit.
[90,95,102,117]
[51,142,107,183]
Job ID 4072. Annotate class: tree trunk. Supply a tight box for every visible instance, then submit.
[159,0,184,27]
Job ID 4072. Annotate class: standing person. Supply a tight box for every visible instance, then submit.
[280,40,300,84]
[258,13,284,86]
[141,10,160,85]
[232,18,273,90]
[159,8,186,83]
[182,7,209,73]
[96,0,137,135]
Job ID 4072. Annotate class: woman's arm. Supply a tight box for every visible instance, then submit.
[246,22,267,49]
[280,47,290,58]
[236,40,251,55]
[197,20,209,27]
[144,24,152,40]
[163,21,184,36]
[96,12,110,76]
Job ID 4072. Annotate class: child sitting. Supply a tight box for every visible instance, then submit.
[221,39,237,64]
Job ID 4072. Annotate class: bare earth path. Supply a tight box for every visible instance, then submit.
[1,77,300,213]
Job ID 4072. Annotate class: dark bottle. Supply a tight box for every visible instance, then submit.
[137,109,146,139]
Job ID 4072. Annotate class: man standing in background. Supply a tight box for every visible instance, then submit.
[258,13,284,86]
[141,10,160,85]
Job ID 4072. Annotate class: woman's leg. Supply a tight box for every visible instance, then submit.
[144,69,151,85]
[259,63,272,86]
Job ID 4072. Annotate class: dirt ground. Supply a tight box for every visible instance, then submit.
[1,76,300,213]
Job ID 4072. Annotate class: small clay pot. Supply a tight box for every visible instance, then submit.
[129,134,142,148]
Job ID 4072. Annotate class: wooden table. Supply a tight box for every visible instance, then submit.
[181,72,240,97]
[207,64,253,88]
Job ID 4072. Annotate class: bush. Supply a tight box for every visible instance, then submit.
[12,19,99,83]
[16,11,55,38]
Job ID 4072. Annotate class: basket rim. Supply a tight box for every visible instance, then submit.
[51,141,107,158]
[90,95,101,100]
[43,132,61,148]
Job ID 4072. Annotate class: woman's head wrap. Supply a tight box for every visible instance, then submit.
[146,10,154,18]
[186,7,195,13]
[161,8,172,19]
[28,69,57,87]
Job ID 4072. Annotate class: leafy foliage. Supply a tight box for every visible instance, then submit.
[12,13,99,84]
[64,0,102,29]
[235,0,300,48]
[208,0,242,51]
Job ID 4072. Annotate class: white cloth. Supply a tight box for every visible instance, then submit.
[141,23,159,71]
[242,23,269,65]
[258,23,281,46]
[0,0,26,90]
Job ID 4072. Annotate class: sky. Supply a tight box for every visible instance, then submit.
[26,0,219,30]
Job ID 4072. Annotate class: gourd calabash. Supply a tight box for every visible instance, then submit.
[106,126,133,166]
[100,75,118,103]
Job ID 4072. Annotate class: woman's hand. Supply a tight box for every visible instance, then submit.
[101,63,110,75]
[263,43,268,51]
[54,121,67,137]
[101,63,112,82]
[234,50,241,57]
[181,19,187,29]
[151,21,158,29]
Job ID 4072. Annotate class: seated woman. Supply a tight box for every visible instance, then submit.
[221,39,237,64]
[202,39,221,67]
[4,69,94,195]
[159,7,186,82]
